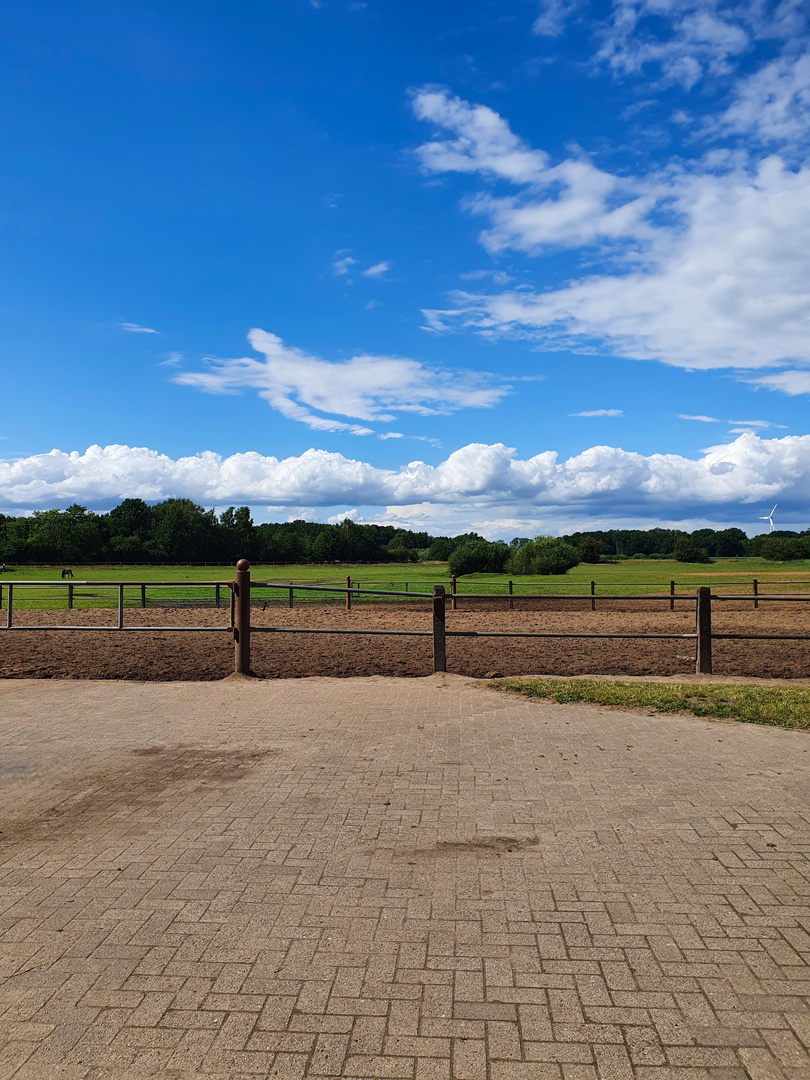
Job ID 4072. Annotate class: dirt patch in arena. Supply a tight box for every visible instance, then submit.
[2,596,809,680]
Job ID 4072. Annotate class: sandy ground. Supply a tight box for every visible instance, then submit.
[2,596,809,680]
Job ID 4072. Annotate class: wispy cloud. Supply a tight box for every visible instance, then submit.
[158,352,183,367]
[174,329,511,436]
[413,87,810,382]
[571,408,623,417]
[362,261,391,278]
[679,414,718,422]
[121,322,159,334]
[332,254,357,276]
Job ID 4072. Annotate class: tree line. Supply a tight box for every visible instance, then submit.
[0,499,806,566]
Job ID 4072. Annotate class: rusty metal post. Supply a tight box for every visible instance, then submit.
[696,587,712,675]
[450,575,457,611]
[67,583,74,610]
[234,559,251,674]
[670,580,675,612]
[432,585,446,673]
[508,580,514,611]
[345,575,352,611]
[753,578,758,610]
[590,580,595,613]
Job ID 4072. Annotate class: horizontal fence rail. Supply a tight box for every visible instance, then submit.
[1,566,809,679]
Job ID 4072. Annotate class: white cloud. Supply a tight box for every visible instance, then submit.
[362,261,391,278]
[159,352,183,367]
[411,87,548,184]
[533,0,585,37]
[715,54,810,144]
[121,322,159,334]
[537,1,807,90]
[333,255,357,276]
[3,434,810,533]
[174,328,511,435]
[679,414,718,422]
[379,432,404,440]
[572,409,623,417]
[414,90,810,378]
[752,369,810,395]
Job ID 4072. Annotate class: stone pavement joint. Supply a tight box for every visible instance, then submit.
[0,674,808,1079]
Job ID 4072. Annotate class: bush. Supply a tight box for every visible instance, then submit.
[447,539,510,577]
[577,537,602,563]
[673,538,711,563]
[507,536,581,576]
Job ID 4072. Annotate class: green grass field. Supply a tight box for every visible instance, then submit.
[2,558,810,610]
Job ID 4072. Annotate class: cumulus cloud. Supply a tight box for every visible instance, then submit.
[414,89,810,378]
[121,322,159,334]
[3,434,810,532]
[174,329,511,435]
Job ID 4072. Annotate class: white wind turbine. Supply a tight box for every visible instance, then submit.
[759,504,777,533]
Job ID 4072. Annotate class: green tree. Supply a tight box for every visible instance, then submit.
[673,537,711,563]
[507,536,580,576]
[448,539,510,577]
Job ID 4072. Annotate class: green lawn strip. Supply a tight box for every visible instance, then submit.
[491,677,810,731]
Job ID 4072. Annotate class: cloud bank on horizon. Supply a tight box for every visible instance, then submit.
[1,432,806,536]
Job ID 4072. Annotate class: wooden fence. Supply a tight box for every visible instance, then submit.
[2,561,810,678]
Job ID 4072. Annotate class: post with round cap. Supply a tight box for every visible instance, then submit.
[234,559,251,675]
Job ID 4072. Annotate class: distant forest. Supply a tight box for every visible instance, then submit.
[0,499,808,564]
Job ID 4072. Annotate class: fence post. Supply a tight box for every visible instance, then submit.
[346,575,352,612]
[141,584,147,609]
[696,587,712,675]
[670,580,675,612]
[432,586,446,673]
[6,584,12,628]
[118,585,124,629]
[0,584,2,611]
[508,580,513,611]
[450,575,457,611]
[288,586,294,609]
[229,586,236,628]
[590,581,596,613]
[753,578,758,610]
[67,583,74,611]
[234,559,251,675]
[215,584,220,609]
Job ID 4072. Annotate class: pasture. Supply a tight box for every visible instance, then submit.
[3,556,810,610]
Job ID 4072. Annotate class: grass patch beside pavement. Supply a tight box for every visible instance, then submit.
[492,677,810,731]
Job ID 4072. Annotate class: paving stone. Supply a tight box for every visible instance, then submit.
[0,675,808,1079]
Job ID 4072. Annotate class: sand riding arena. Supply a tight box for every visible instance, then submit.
[2,585,810,681]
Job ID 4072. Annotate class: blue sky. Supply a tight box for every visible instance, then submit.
[2,0,810,537]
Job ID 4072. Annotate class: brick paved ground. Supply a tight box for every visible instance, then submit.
[0,676,808,1080]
